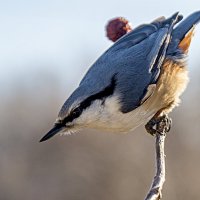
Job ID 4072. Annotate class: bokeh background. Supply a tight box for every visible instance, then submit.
[1,1,200,199]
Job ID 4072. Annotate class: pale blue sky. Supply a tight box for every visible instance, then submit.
[0,0,200,94]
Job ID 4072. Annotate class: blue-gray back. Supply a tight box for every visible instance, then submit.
[77,13,179,113]
[59,11,200,117]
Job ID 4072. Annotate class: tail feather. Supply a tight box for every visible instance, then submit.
[178,26,195,53]
[167,11,200,54]
[161,12,183,27]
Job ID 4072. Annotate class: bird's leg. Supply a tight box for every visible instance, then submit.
[145,114,172,136]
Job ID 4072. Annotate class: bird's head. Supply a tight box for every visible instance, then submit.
[40,75,119,142]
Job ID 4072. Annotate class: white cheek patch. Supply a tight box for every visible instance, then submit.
[74,96,120,129]
[74,100,104,126]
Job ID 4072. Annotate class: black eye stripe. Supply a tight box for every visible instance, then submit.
[60,74,117,125]
[71,107,82,118]
[61,107,83,124]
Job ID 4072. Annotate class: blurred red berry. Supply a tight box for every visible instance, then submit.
[106,17,132,42]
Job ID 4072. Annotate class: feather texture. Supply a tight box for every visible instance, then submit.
[41,11,200,141]
[59,11,200,119]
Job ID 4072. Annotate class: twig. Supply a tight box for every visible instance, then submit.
[105,17,168,200]
[145,122,167,200]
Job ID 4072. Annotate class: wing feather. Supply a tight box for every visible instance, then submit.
[76,13,182,113]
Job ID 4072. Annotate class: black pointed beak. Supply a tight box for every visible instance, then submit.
[40,124,65,142]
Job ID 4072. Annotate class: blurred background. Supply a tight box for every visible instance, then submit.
[0,0,200,199]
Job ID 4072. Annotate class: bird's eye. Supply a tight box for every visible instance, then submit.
[71,107,82,119]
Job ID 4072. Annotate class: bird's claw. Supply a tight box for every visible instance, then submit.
[145,114,172,136]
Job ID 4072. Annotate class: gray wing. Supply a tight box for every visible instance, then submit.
[78,13,181,113]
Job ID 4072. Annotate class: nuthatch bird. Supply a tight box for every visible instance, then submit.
[40,11,200,142]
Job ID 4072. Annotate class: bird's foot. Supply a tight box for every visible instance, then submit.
[145,114,172,136]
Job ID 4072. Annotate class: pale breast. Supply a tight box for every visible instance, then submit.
[85,59,189,133]
[110,59,189,132]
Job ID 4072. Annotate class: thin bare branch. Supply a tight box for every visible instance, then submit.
[145,121,167,200]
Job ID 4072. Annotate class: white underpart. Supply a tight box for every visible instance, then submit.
[59,60,189,134]
[74,94,155,133]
